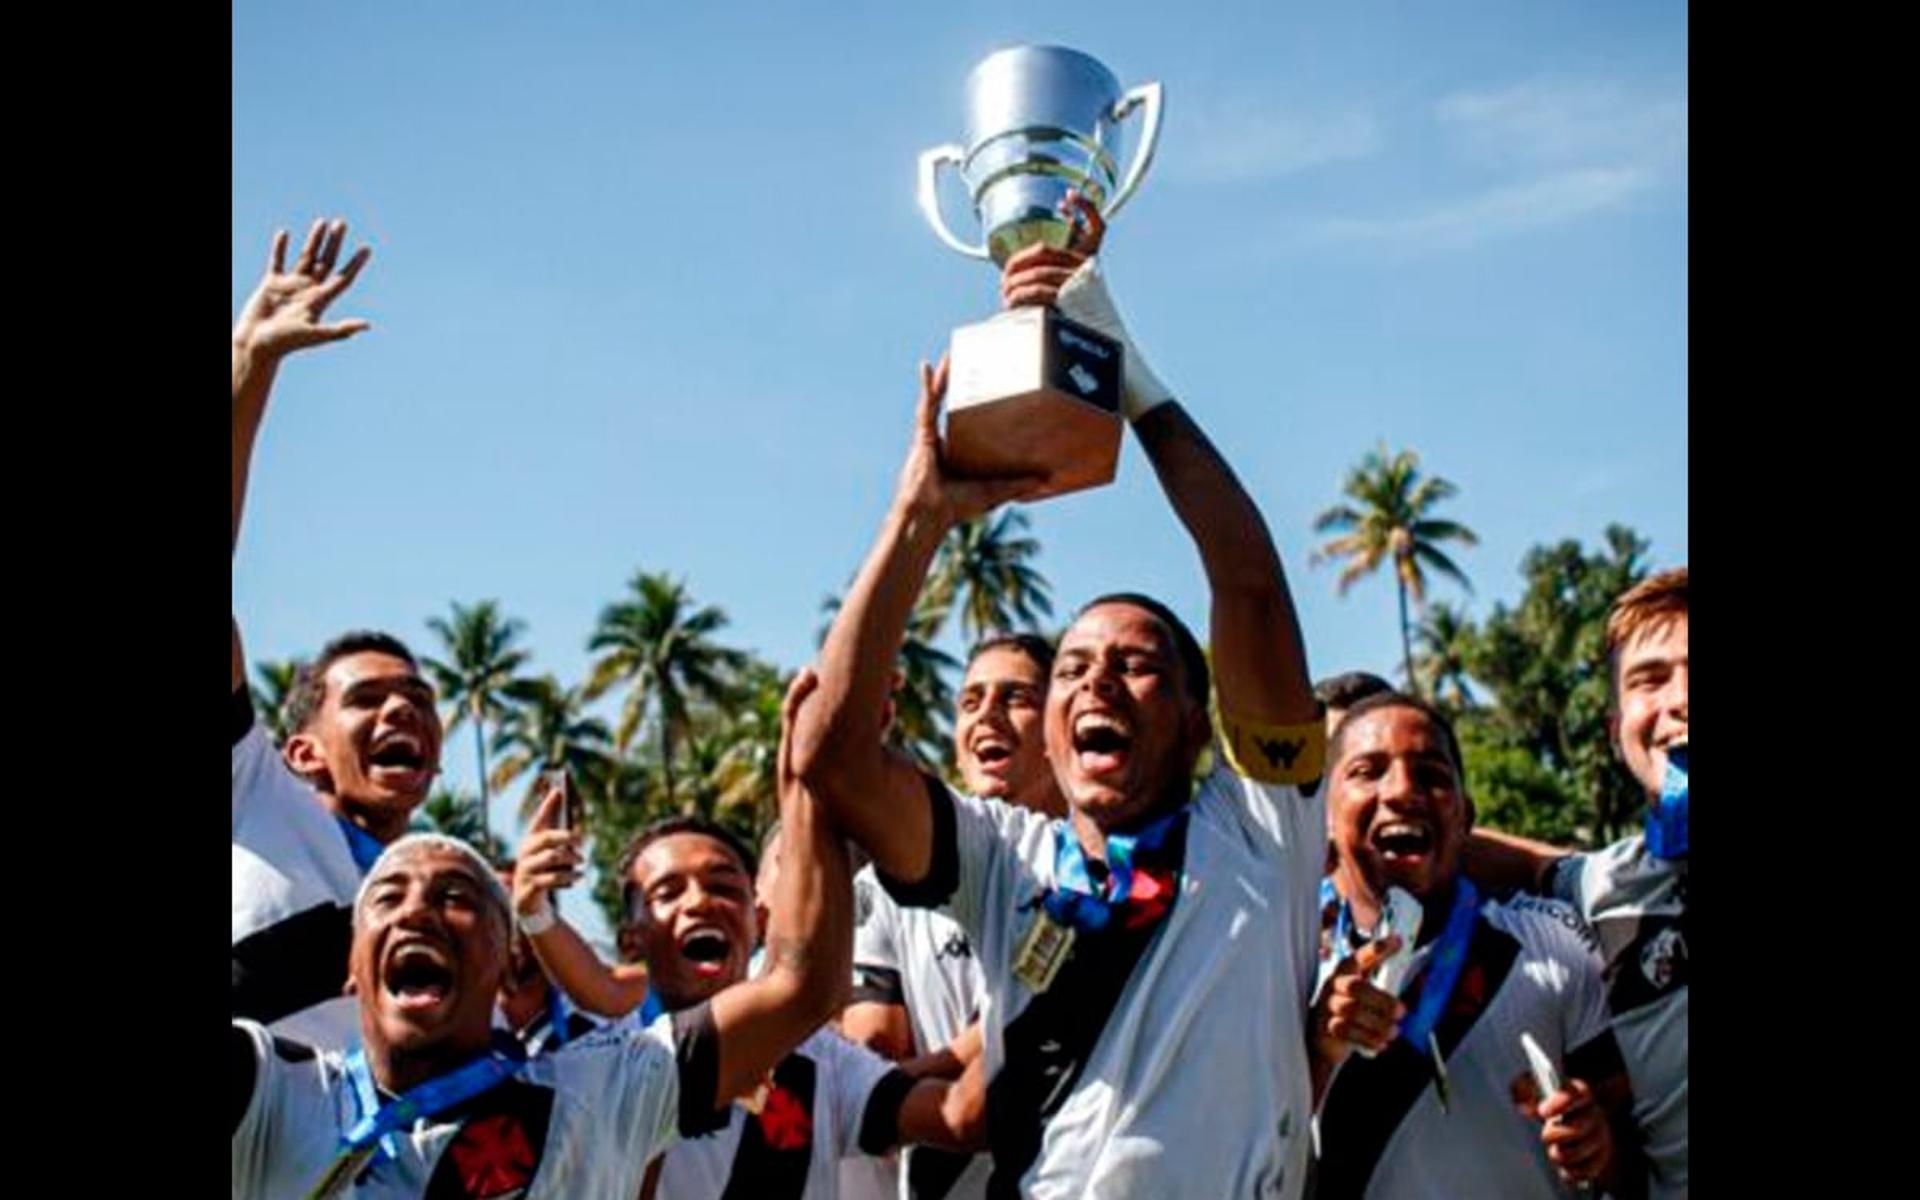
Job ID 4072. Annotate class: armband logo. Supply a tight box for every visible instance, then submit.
[1257,736,1304,770]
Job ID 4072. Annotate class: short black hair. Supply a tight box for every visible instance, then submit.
[1075,593,1210,708]
[967,632,1056,673]
[286,631,421,732]
[617,815,759,923]
[1314,671,1394,712]
[1328,691,1466,782]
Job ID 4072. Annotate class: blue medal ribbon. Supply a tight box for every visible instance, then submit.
[336,817,386,874]
[338,1045,523,1168]
[524,987,572,1057]
[1042,806,1187,933]
[1646,745,1688,860]
[1396,880,1479,1052]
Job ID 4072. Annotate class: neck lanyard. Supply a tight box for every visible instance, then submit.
[525,988,572,1056]
[336,817,386,874]
[304,1046,522,1199]
[1647,745,1688,860]
[1332,880,1479,1051]
[1043,806,1187,934]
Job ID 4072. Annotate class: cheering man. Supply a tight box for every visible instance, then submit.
[231,671,856,1198]
[1310,692,1640,1198]
[793,200,1329,1198]
[232,219,449,1048]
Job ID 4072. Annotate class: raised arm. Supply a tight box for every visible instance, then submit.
[704,669,855,1105]
[789,363,1038,883]
[230,218,372,690]
[1463,828,1571,897]
[514,787,652,1018]
[1005,197,1315,730]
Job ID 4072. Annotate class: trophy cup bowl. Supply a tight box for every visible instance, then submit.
[917,45,1164,499]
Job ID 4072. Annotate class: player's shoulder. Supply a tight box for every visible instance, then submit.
[1486,890,1603,961]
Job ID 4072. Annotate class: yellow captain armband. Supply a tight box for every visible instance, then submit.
[1219,710,1326,788]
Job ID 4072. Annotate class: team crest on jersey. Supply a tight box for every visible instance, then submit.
[1640,926,1686,991]
[444,1113,538,1198]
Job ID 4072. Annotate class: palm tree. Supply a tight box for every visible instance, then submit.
[926,509,1053,643]
[1313,445,1479,689]
[250,657,305,745]
[422,600,532,827]
[585,570,749,808]
[488,675,614,824]
[1412,601,1478,708]
[703,661,791,828]
[413,787,506,862]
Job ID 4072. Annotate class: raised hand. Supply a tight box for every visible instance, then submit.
[232,218,373,361]
[514,783,584,919]
[1000,190,1105,310]
[893,355,1044,529]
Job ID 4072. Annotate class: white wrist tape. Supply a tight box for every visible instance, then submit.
[518,897,557,936]
[1052,258,1174,421]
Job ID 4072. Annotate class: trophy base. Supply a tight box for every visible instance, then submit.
[944,307,1124,501]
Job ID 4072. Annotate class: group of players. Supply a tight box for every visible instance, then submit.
[231,206,1688,1199]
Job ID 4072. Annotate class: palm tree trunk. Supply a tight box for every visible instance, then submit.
[472,696,491,831]
[660,719,679,814]
[1397,576,1416,697]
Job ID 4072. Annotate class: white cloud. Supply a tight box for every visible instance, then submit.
[1435,80,1687,177]
[1302,166,1657,251]
[1176,104,1382,183]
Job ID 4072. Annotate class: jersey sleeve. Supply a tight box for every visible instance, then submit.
[821,1033,911,1158]
[232,690,274,837]
[873,773,1048,947]
[851,867,905,1006]
[1547,851,1591,914]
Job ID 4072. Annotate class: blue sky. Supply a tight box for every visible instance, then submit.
[234,3,1686,941]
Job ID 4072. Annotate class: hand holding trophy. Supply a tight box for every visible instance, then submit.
[917,45,1164,499]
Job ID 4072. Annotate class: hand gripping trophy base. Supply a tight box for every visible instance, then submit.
[944,305,1124,501]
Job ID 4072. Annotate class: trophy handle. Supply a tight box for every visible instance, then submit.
[917,143,992,259]
[1103,82,1164,220]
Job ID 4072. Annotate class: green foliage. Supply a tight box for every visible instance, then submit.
[413,787,507,863]
[250,657,305,746]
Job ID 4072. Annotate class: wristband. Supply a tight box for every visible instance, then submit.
[518,897,557,936]
[1052,258,1175,421]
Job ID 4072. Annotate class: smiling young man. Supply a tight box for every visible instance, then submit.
[232,672,857,1198]
[1465,567,1689,1197]
[510,729,982,1199]
[842,634,1065,1200]
[792,201,1328,1198]
[1309,693,1640,1199]
[231,219,449,1048]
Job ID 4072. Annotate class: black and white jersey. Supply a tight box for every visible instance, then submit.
[1314,894,1623,1200]
[1552,834,1687,1198]
[231,686,364,1049]
[878,760,1326,1199]
[852,866,989,1200]
[653,1026,910,1200]
[231,1007,728,1198]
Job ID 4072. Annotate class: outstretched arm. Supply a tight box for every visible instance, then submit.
[1463,829,1570,897]
[704,669,855,1105]
[231,218,372,690]
[515,787,652,1018]
[790,363,1038,883]
[1004,198,1316,731]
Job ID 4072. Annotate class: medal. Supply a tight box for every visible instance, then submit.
[1012,908,1077,993]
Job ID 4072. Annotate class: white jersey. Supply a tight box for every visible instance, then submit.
[852,867,991,1200]
[1313,894,1620,1200]
[231,688,365,1049]
[656,1026,905,1200]
[231,1007,722,1199]
[1552,834,1688,1198]
[878,758,1326,1199]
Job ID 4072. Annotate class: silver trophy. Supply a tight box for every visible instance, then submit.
[917,45,1165,499]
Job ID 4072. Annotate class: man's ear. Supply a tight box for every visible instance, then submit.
[284,732,334,792]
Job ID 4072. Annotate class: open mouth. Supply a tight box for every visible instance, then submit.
[971,741,1015,771]
[383,942,455,1013]
[1071,712,1133,776]
[680,929,732,977]
[368,735,431,786]
[1372,822,1433,862]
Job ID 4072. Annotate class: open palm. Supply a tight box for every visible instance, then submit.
[233,217,372,359]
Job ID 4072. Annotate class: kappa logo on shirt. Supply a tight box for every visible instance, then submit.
[938,931,973,961]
